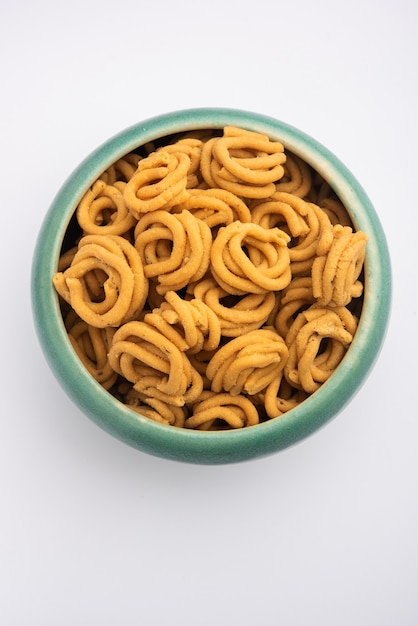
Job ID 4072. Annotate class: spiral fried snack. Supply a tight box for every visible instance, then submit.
[274,276,316,338]
[312,224,368,306]
[123,150,191,218]
[77,180,137,236]
[66,315,118,390]
[122,387,187,427]
[185,391,260,430]
[319,197,353,227]
[284,306,358,393]
[144,290,221,353]
[270,194,334,276]
[174,187,251,229]
[206,328,289,396]
[108,321,203,406]
[274,152,313,198]
[53,235,148,328]
[157,137,203,188]
[250,193,311,239]
[210,221,291,295]
[193,277,276,337]
[261,373,308,418]
[99,153,141,185]
[134,209,211,294]
[200,126,286,198]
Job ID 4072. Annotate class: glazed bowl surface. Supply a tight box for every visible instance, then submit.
[31,108,391,464]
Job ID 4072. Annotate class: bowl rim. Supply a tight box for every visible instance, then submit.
[31,107,392,464]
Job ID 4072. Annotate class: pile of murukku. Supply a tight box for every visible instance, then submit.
[53,125,367,430]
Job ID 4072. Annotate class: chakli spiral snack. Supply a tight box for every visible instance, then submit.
[206,328,289,396]
[185,391,260,430]
[124,150,191,218]
[77,180,137,236]
[284,305,358,393]
[134,209,212,294]
[200,126,286,198]
[311,224,367,306]
[53,125,368,431]
[210,221,292,295]
[65,311,118,390]
[53,234,148,328]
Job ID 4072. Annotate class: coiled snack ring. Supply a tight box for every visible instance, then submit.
[206,328,289,396]
[123,150,191,217]
[312,224,368,306]
[65,312,118,390]
[76,180,137,236]
[185,391,260,430]
[108,321,203,406]
[284,305,358,393]
[53,235,148,328]
[193,277,276,337]
[210,221,291,295]
[200,126,286,198]
[134,209,212,294]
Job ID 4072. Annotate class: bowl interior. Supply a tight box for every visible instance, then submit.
[31,108,391,464]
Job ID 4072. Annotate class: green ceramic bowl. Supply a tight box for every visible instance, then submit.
[31,108,391,464]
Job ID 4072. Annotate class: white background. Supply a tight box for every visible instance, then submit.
[1,1,417,624]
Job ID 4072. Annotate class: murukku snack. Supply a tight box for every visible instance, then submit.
[123,387,187,427]
[274,152,313,198]
[200,126,286,198]
[124,150,191,218]
[99,153,141,185]
[77,180,137,236]
[53,124,368,431]
[145,290,221,353]
[108,321,203,406]
[53,234,148,328]
[284,306,358,393]
[66,315,118,390]
[134,209,212,294]
[260,373,308,418]
[185,391,260,430]
[206,328,289,396]
[311,225,367,306]
[173,187,251,229]
[210,221,291,295]
[193,277,276,337]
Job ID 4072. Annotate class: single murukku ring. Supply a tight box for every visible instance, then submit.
[108,321,203,406]
[210,221,291,295]
[312,224,368,306]
[173,187,251,229]
[123,388,187,427]
[99,153,141,185]
[145,290,221,354]
[250,197,310,238]
[274,277,316,338]
[123,150,191,217]
[319,197,353,227]
[66,315,118,390]
[212,134,286,185]
[185,391,259,430]
[134,209,212,294]
[274,152,313,198]
[76,180,137,236]
[273,198,333,276]
[260,372,308,418]
[284,306,357,393]
[158,138,203,188]
[53,235,148,328]
[193,277,276,337]
[206,328,289,396]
